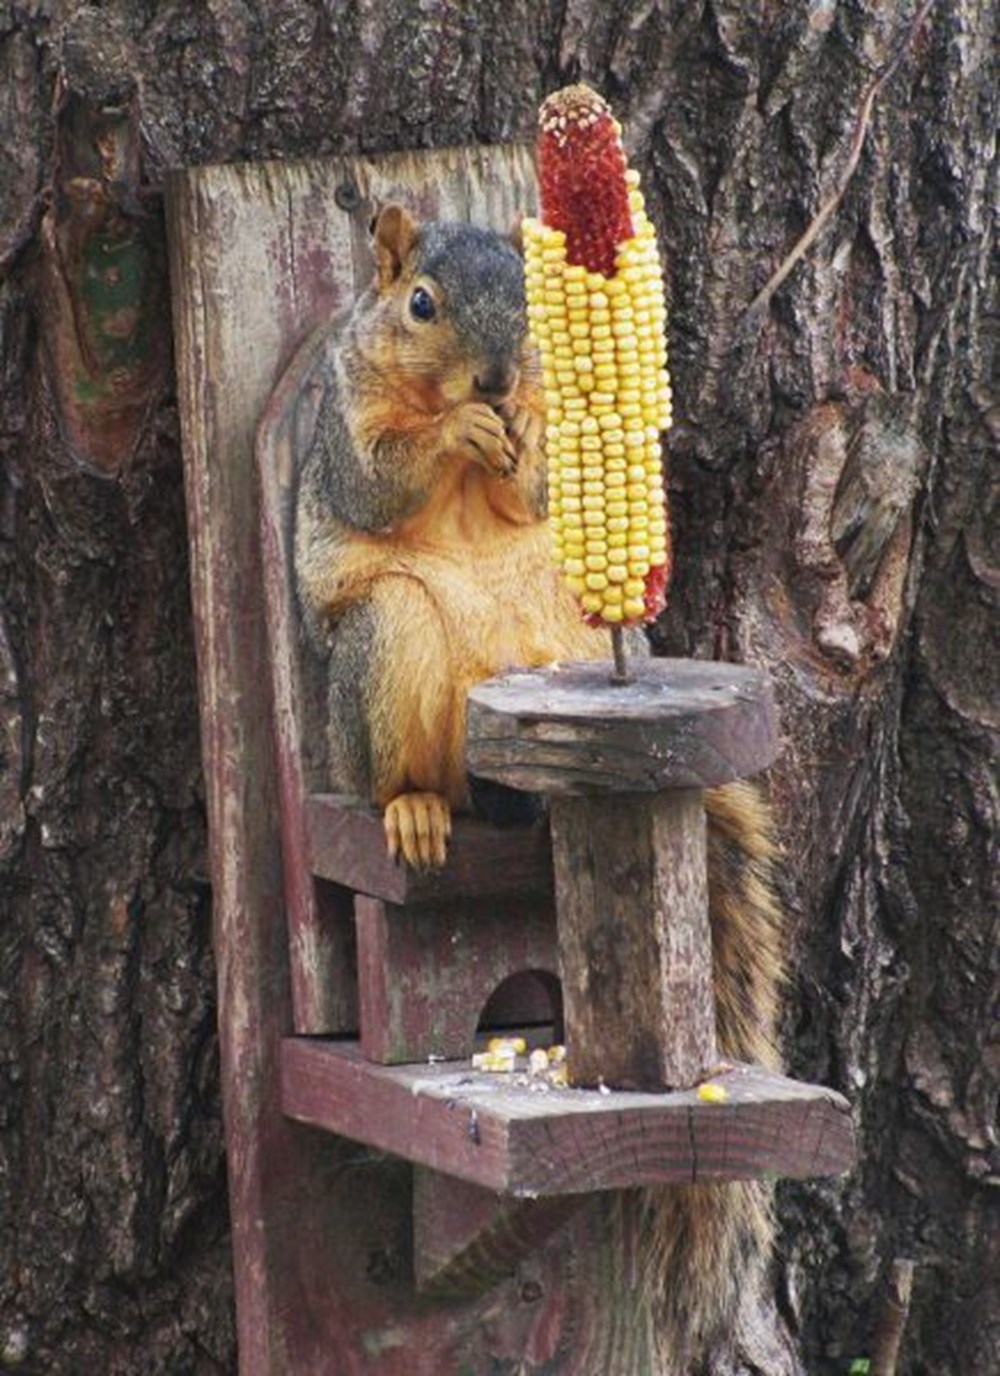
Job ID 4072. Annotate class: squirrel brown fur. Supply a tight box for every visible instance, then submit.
[294,205,786,1366]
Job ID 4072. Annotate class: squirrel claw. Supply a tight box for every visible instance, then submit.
[445,402,517,479]
[383,792,452,870]
[502,403,541,467]
[496,449,518,480]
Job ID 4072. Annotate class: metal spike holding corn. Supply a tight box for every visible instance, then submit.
[523,84,672,629]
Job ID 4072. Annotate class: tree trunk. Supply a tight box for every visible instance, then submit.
[0,3,994,1373]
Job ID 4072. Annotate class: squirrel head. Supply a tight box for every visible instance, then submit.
[368,205,530,408]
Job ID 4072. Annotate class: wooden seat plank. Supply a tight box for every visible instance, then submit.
[305,794,553,902]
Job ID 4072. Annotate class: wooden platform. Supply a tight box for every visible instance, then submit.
[281,1039,854,1196]
[468,658,779,793]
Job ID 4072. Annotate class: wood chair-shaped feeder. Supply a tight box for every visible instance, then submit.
[167,146,855,1375]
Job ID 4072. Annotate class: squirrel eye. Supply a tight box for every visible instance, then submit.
[409,286,436,322]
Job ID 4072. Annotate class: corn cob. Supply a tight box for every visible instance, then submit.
[523,84,672,627]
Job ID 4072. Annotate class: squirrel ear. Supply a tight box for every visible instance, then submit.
[372,204,419,289]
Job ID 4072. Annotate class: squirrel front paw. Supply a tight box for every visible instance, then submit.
[443,402,518,478]
[383,791,453,869]
[499,401,543,468]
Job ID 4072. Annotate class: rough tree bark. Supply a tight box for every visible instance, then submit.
[0,3,995,1374]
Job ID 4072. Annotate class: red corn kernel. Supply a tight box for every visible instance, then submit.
[642,552,671,621]
[538,85,633,278]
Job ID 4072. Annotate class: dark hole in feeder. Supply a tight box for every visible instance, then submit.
[477,969,564,1042]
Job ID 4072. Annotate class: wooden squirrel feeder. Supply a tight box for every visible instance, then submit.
[167,145,854,1374]
[468,656,776,1091]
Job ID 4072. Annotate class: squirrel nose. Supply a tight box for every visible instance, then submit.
[474,362,518,402]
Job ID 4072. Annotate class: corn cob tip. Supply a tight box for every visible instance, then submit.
[539,83,614,138]
[538,83,632,279]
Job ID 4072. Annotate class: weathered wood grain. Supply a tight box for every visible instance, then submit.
[355,893,558,1064]
[306,793,553,903]
[550,790,717,1090]
[169,157,309,1376]
[467,659,779,793]
[413,1170,581,1297]
[281,1038,856,1196]
[257,323,351,1032]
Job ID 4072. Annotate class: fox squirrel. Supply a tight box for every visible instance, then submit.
[294,205,785,1363]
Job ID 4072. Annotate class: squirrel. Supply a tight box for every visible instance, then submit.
[294,205,786,1365]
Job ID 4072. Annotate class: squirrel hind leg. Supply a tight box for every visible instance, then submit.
[383,792,452,870]
[468,775,547,828]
